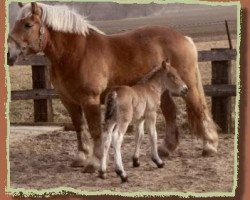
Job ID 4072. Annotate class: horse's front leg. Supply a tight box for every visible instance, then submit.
[158,91,180,158]
[61,98,91,167]
[81,95,103,173]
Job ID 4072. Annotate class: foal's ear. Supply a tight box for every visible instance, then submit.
[31,2,40,15]
[162,61,170,72]
[18,2,24,8]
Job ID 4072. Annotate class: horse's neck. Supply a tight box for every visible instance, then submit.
[44,29,87,64]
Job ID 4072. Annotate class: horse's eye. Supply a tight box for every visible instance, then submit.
[168,74,176,81]
[24,23,33,28]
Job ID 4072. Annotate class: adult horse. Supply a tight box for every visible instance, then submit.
[8,2,218,172]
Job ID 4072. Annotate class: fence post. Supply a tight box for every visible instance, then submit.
[32,65,53,122]
[211,48,232,134]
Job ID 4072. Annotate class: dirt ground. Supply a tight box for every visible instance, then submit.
[9,125,235,192]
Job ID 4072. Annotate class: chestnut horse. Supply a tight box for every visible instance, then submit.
[8,2,218,172]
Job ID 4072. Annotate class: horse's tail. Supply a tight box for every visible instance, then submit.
[185,36,220,133]
[105,91,118,122]
[185,36,206,105]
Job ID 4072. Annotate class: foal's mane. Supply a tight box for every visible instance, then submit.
[17,3,105,36]
[137,66,162,84]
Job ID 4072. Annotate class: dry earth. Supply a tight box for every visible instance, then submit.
[10,127,235,192]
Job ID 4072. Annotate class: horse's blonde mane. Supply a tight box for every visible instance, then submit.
[17,3,105,36]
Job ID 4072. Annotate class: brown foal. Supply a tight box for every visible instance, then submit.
[99,61,188,182]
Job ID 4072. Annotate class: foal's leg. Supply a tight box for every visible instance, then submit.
[113,122,129,183]
[158,91,179,158]
[132,120,145,167]
[81,96,102,173]
[61,99,91,167]
[146,114,164,168]
[99,122,116,179]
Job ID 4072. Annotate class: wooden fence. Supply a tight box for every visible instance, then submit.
[9,48,237,133]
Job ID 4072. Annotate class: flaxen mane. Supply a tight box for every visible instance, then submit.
[17,3,105,36]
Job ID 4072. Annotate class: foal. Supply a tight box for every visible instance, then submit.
[99,61,188,182]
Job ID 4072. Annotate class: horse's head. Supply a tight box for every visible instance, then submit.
[8,2,47,65]
[161,61,188,96]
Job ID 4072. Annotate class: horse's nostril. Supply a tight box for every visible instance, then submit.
[8,54,17,66]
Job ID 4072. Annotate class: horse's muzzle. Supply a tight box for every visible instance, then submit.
[7,51,17,66]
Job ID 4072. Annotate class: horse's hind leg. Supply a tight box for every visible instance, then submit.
[182,38,218,155]
[185,86,218,156]
[132,119,145,167]
[176,58,218,155]
[158,91,179,158]
[61,98,91,167]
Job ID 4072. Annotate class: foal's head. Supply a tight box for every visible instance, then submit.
[161,61,188,96]
[8,2,46,65]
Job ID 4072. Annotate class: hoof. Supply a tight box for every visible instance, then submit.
[202,149,216,157]
[152,158,164,168]
[115,169,128,183]
[158,146,170,158]
[202,143,217,157]
[70,159,86,168]
[132,157,140,168]
[121,176,128,183]
[82,163,97,173]
[115,169,123,176]
[98,170,107,179]
[157,162,165,168]
[82,156,100,173]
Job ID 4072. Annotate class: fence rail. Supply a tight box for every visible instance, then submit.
[9,48,237,134]
[11,85,236,101]
[14,49,236,66]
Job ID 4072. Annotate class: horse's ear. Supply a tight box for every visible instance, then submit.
[18,2,24,8]
[31,2,39,15]
[162,61,169,72]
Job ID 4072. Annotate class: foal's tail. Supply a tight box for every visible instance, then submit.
[105,91,118,122]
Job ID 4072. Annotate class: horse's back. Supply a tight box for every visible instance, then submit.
[106,25,194,65]
[108,25,183,40]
